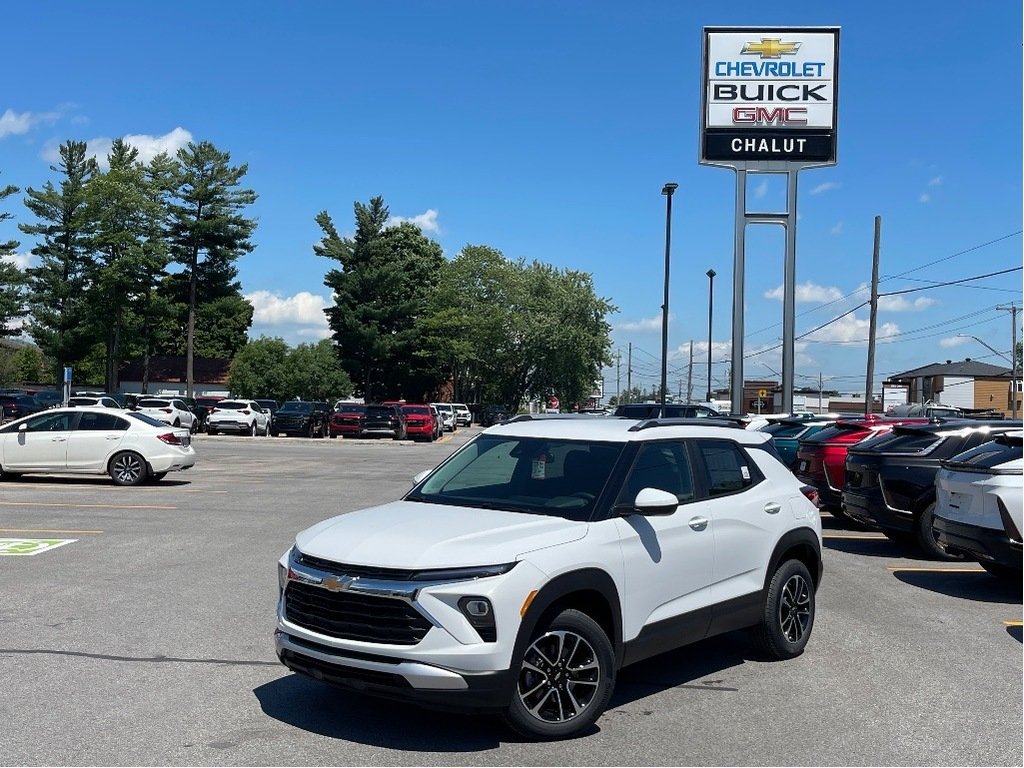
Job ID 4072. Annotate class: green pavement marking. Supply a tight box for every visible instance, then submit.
[0,538,77,556]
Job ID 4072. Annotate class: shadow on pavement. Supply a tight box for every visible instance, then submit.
[254,673,505,751]
[823,536,909,559]
[0,474,190,487]
[891,569,1023,605]
[1007,625,1022,643]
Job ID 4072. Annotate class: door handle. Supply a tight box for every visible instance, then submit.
[764,502,782,515]
[688,516,709,531]
[51,436,67,442]
[105,435,120,440]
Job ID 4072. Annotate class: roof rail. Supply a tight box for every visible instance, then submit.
[627,417,746,432]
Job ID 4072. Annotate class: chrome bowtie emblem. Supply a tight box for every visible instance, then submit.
[321,575,356,592]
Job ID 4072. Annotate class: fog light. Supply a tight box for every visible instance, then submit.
[458,596,496,642]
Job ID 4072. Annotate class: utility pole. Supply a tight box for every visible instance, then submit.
[819,371,824,415]
[626,343,633,404]
[615,349,621,405]
[997,303,1019,418]
[686,340,694,403]
[864,215,881,418]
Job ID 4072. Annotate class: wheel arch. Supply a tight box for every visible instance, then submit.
[764,527,823,591]
[514,568,624,670]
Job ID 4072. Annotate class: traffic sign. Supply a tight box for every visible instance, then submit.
[758,388,767,399]
[547,396,560,410]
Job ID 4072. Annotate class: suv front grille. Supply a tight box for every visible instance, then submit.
[285,582,432,645]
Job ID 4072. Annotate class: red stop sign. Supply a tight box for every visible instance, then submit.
[547,396,560,410]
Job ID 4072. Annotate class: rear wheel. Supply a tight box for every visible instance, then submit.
[109,451,148,486]
[503,609,615,740]
[753,559,815,660]
[916,500,962,561]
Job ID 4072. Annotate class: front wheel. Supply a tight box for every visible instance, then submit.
[502,609,615,740]
[109,451,148,487]
[753,559,815,660]
[250,421,257,437]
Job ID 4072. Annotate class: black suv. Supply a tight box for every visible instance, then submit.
[478,404,512,427]
[272,401,331,438]
[842,420,1021,558]
[613,403,721,419]
[360,404,408,439]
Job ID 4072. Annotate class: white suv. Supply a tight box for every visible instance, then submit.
[205,399,271,436]
[135,397,197,433]
[431,402,456,432]
[275,416,822,739]
[452,403,472,427]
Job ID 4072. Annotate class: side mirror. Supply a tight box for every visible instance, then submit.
[412,469,431,487]
[630,487,679,516]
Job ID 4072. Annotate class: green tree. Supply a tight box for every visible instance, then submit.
[419,246,615,409]
[286,339,354,401]
[19,141,99,377]
[318,197,445,400]
[86,139,172,392]
[0,174,27,337]
[167,141,257,396]
[11,345,43,382]
[227,336,292,401]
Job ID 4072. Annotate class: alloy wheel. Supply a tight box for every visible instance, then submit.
[517,630,601,724]
[779,573,811,643]
[112,453,144,484]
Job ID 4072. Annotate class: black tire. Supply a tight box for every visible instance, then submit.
[980,561,1020,581]
[0,466,21,481]
[329,432,337,439]
[249,421,257,437]
[753,559,815,660]
[148,472,168,483]
[190,420,198,434]
[307,422,315,439]
[109,451,148,486]
[502,609,615,740]
[916,500,962,561]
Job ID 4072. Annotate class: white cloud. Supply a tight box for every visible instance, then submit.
[830,221,843,235]
[753,179,768,199]
[1,252,36,270]
[939,336,970,349]
[386,209,441,234]
[919,192,931,204]
[0,109,60,139]
[764,282,844,303]
[615,313,664,332]
[928,176,943,187]
[43,126,193,168]
[878,295,937,312]
[803,312,900,344]
[245,290,329,326]
[810,182,839,195]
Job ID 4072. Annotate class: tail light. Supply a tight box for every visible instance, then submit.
[241,409,250,415]
[799,485,820,508]
[157,432,183,445]
[161,408,173,413]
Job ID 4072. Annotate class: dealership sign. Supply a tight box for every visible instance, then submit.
[700,27,839,166]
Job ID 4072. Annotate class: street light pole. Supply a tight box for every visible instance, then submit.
[705,268,716,402]
[660,182,678,407]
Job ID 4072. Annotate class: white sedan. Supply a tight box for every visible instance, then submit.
[0,407,196,485]
[135,397,197,432]
[205,399,271,436]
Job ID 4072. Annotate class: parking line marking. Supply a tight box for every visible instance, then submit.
[1004,620,1023,627]
[822,533,887,540]
[0,528,103,535]
[887,566,985,573]
[0,501,176,511]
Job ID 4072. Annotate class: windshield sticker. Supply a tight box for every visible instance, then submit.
[740,466,751,480]
[0,538,77,556]
[532,455,547,480]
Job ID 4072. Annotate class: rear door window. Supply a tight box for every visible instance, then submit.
[696,439,763,496]
[77,412,129,431]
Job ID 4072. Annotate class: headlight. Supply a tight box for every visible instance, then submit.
[409,562,517,582]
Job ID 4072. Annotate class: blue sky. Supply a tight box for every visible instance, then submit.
[1,1,1021,399]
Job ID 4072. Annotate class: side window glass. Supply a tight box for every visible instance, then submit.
[26,412,74,432]
[616,442,695,506]
[697,440,761,496]
[77,412,129,431]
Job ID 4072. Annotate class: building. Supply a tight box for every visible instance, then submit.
[118,356,231,397]
[883,358,1017,417]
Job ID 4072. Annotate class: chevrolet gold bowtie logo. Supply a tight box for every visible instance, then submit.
[741,38,801,59]
[321,575,355,592]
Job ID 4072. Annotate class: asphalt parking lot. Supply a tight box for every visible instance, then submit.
[2,428,1021,766]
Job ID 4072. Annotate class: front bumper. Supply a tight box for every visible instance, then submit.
[276,631,514,710]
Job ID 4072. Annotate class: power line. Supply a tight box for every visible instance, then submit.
[879,266,1022,297]
[882,230,1023,281]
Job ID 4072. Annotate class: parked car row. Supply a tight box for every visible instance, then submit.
[327,401,473,442]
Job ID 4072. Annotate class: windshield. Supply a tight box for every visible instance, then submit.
[278,402,313,414]
[944,434,1023,472]
[406,435,625,521]
[336,404,365,413]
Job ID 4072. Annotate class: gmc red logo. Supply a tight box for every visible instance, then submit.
[732,107,808,125]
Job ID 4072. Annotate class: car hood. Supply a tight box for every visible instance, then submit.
[295,500,588,569]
